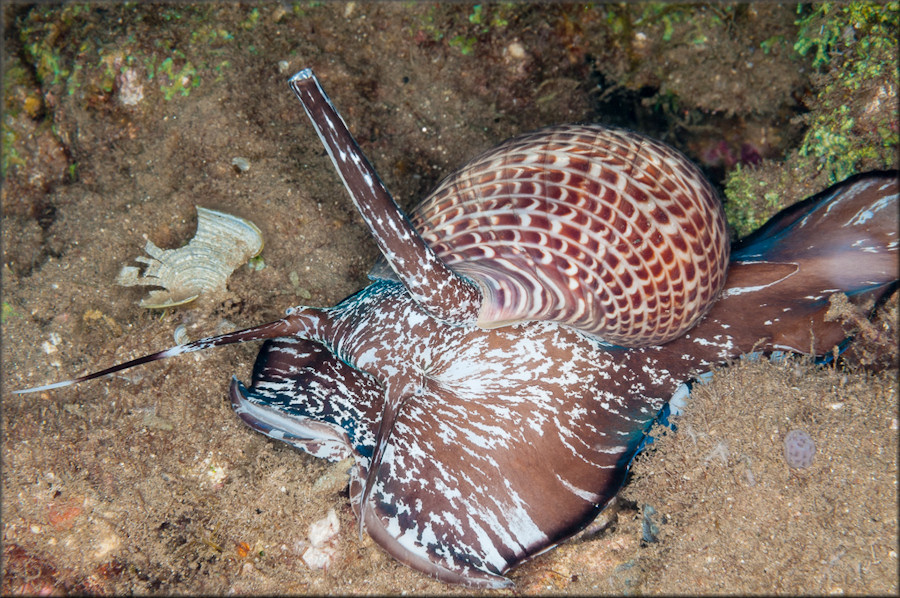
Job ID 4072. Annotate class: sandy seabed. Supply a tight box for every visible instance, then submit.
[3,3,897,595]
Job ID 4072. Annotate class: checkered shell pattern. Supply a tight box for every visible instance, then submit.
[409,124,730,347]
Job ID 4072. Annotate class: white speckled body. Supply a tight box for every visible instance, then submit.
[232,280,692,586]
[228,169,898,587]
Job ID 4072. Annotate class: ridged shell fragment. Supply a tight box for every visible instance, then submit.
[116,207,264,308]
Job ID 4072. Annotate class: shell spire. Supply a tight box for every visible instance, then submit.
[288,69,482,326]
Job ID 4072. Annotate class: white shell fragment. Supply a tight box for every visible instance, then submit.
[302,508,340,570]
[117,207,264,308]
[173,325,189,346]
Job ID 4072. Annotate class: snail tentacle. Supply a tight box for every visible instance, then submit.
[289,69,483,326]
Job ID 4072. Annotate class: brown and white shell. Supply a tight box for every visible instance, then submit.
[407,124,730,346]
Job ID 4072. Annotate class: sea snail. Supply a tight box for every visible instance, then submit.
[16,69,899,588]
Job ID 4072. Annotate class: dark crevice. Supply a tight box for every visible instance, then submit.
[35,202,57,231]
[586,61,809,196]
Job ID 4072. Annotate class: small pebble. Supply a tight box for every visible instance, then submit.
[784,429,816,469]
[641,504,660,543]
[41,332,62,355]
[232,157,250,172]
[507,41,526,59]
[308,509,339,546]
[118,68,144,106]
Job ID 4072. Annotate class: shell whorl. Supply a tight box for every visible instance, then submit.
[409,124,730,347]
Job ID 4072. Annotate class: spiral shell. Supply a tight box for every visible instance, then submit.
[408,124,730,347]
